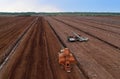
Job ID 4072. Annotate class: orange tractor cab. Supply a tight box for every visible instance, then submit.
[58,48,76,72]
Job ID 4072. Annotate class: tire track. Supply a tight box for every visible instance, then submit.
[8,23,36,79]
[61,17,120,35]
[0,17,38,71]
[76,16,120,28]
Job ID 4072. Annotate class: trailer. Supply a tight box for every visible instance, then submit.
[68,32,89,42]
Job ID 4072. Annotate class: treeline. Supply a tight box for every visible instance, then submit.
[0,12,120,16]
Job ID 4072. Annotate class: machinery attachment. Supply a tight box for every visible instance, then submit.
[68,32,89,42]
[58,48,76,72]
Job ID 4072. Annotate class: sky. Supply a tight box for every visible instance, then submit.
[0,0,120,12]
